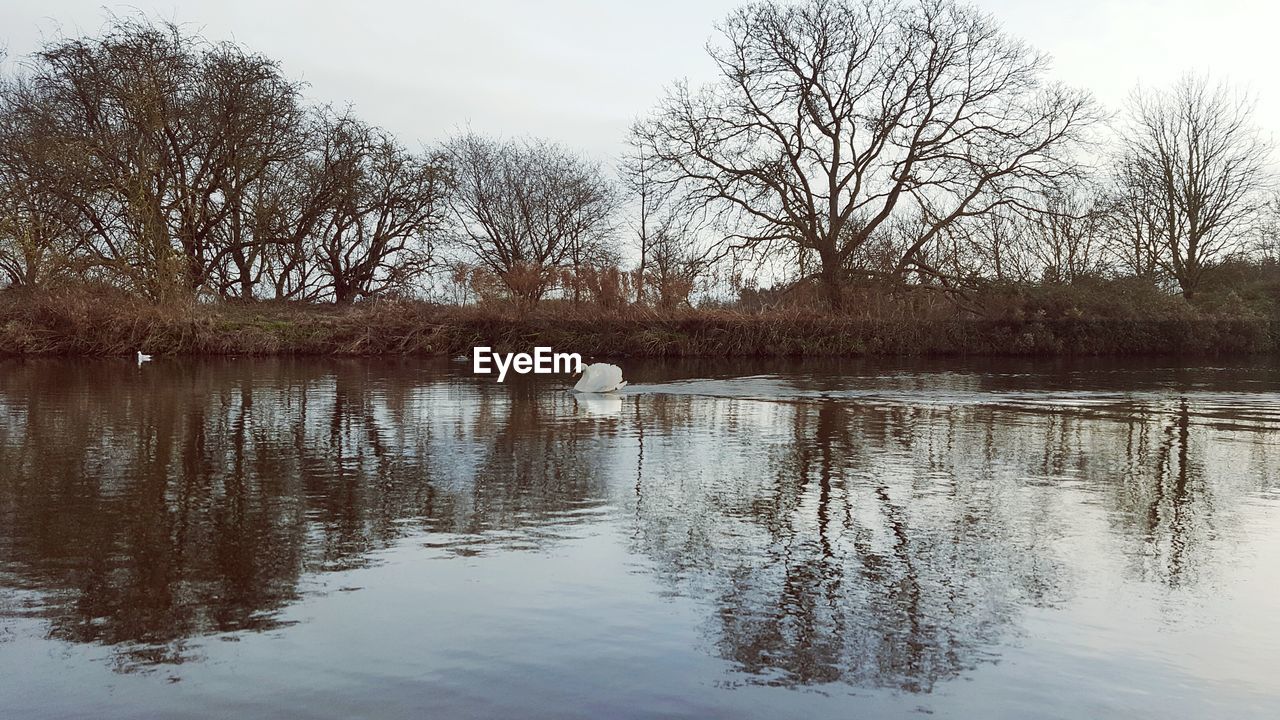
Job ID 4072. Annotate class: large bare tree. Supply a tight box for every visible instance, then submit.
[1118,75,1274,297]
[446,133,615,305]
[309,116,449,304]
[19,18,304,300]
[635,0,1097,307]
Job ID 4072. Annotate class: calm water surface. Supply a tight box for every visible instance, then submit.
[1,357,1278,719]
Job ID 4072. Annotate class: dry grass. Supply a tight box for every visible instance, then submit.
[0,284,1275,358]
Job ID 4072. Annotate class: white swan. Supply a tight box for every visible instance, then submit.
[572,362,627,393]
[136,351,152,365]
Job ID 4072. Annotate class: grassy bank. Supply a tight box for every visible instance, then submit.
[0,285,1276,358]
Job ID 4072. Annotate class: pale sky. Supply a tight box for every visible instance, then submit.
[2,0,1278,165]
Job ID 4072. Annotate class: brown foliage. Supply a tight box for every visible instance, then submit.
[2,283,1273,359]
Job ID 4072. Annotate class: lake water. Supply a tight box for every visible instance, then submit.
[1,357,1278,719]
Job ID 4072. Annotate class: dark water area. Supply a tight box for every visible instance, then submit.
[1,356,1278,719]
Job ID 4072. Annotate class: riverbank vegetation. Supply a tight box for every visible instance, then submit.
[2,277,1275,357]
[1,1,1277,357]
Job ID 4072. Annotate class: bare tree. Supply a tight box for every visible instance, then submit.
[308,116,449,304]
[251,113,351,302]
[1102,160,1164,281]
[1264,193,1280,263]
[16,18,305,300]
[1,18,456,304]
[195,56,311,299]
[1022,185,1107,284]
[645,226,716,308]
[620,133,721,307]
[941,209,1038,284]
[0,75,84,287]
[635,0,1097,308]
[620,136,663,305]
[446,133,615,305]
[1118,75,1273,298]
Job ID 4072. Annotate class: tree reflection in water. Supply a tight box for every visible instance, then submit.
[0,358,1275,689]
[0,360,614,669]
[627,397,1069,692]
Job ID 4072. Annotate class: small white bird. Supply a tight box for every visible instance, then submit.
[136,351,152,365]
[572,362,627,393]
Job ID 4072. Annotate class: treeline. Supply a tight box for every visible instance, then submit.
[0,1,1277,314]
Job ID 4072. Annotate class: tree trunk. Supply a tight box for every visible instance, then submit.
[818,247,844,310]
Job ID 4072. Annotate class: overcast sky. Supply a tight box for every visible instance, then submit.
[2,0,1277,164]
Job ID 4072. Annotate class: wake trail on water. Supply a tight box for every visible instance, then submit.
[620,375,1280,434]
